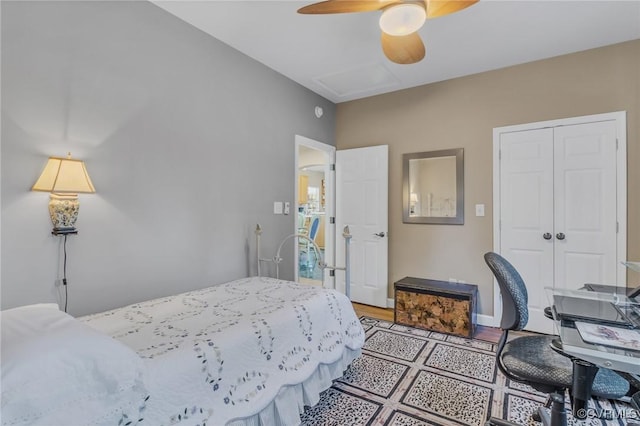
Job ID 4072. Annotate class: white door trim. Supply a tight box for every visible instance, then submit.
[491,111,627,328]
[294,135,336,288]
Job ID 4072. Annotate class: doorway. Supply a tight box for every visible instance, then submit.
[294,135,335,287]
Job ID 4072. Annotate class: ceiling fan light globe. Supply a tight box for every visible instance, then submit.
[379,4,426,36]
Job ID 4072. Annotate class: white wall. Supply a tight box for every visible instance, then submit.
[1,1,335,316]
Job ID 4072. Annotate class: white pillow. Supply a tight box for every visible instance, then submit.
[1,304,148,426]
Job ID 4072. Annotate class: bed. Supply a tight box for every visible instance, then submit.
[1,276,364,426]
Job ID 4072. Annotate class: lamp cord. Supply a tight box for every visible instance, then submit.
[63,234,68,313]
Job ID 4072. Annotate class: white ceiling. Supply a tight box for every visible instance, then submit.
[152,1,640,103]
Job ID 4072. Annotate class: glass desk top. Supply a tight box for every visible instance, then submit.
[545,287,640,375]
[623,261,640,273]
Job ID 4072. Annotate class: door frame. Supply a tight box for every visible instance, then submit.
[491,111,627,327]
[294,135,336,288]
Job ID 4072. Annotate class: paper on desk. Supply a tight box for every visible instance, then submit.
[575,321,640,351]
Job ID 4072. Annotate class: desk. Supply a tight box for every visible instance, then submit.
[546,288,640,418]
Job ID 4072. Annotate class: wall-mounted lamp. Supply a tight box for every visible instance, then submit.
[32,153,95,235]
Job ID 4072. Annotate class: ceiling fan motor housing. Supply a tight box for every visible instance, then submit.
[379,3,427,36]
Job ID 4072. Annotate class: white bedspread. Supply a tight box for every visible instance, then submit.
[81,277,364,426]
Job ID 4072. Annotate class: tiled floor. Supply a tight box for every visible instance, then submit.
[301,317,631,426]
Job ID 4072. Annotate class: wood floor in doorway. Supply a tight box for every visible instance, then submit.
[352,302,502,343]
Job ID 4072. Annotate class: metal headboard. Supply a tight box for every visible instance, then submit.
[255,224,352,298]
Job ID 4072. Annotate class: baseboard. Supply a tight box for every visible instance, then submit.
[387,298,394,309]
[477,314,498,328]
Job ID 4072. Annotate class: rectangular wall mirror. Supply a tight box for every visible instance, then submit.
[403,148,464,224]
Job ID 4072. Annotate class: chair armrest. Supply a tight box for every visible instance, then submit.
[544,306,554,320]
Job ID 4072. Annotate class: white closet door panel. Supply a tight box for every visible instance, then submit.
[499,128,554,333]
[553,121,618,290]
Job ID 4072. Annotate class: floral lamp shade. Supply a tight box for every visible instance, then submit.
[32,154,95,234]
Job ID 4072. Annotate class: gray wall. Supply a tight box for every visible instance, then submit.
[1,1,335,316]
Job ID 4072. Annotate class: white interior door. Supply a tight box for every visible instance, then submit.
[499,128,555,334]
[553,121,618,291]
[336,145,388,307]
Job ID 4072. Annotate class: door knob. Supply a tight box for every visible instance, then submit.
[556,232,566,240]
[373,232,386,238]
[543,233,552,240]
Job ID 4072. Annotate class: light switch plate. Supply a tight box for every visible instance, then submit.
[273,201,283,215]
[284,202,290,215]
[475,204,485,217]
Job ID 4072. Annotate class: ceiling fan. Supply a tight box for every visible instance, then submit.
[297,0,478,65]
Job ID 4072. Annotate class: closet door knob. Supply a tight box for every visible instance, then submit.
[556,232,566,240]
[543,233,552,240]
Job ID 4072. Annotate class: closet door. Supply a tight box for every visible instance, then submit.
[498,119,621,333]
[553,121,618,290]
[499,128,555,333]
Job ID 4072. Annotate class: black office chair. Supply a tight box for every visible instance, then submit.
[484,252,630,426]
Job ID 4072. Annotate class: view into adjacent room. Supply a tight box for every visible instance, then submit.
[297,145,328,286]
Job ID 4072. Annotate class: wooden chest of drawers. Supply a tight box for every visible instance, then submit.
[394,277,478,338]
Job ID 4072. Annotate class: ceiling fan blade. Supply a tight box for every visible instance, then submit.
[297,0,399,14]
[425,0,478,19]
[381,31,425,64]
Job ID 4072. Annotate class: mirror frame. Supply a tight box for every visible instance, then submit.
[402,148,464,225]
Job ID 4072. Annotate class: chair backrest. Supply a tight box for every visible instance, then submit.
[484,252,529,331]
[298,212,306,229]
[309,216,320,240]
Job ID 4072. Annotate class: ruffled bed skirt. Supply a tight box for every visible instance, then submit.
[227,347,361,426]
